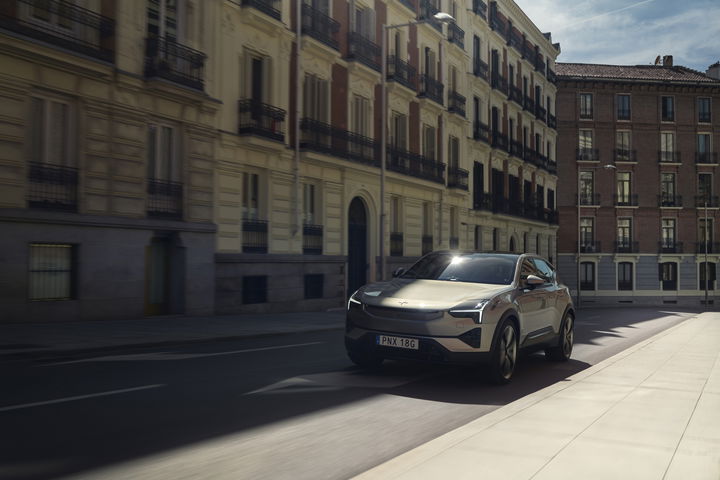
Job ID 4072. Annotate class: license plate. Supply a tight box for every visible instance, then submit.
[377,335,419,350]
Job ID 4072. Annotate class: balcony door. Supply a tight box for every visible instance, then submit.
[147,0,184,42]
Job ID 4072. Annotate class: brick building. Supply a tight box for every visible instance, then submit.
[556,58,720,307]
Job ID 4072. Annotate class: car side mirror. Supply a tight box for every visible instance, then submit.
[392,267,406,278]
[525,274,544,286]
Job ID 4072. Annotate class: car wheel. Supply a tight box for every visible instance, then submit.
[347,347,384,369]
[545,311,574,362]
[488,319,518,385]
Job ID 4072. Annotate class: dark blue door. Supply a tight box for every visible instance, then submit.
[348,197,367,296]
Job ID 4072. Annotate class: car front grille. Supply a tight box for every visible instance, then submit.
[364,305,443,321]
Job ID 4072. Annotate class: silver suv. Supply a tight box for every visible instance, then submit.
[345,252,575,384]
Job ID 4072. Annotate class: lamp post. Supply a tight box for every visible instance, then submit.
[705,199,709,306]
[577,163,616,307]
[379,11,455,281]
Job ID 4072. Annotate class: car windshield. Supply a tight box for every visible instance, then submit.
[401,253,518,285]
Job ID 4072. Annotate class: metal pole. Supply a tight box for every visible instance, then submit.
[380,24,387,281]
[577,167,581,307]
[293,0,302,238]
[705,200,709,306]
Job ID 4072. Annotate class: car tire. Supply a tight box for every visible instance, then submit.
[487,319,518,385]
[545,311,574,362]
[347,347,384,369]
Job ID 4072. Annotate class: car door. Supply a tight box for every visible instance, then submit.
[532,258,561,332]
[515,258,546,339]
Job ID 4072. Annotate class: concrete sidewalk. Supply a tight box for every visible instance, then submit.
[0,310,346,361]
[354,311,720,480]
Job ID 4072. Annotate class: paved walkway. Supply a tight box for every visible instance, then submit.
[0,310,345,361]
[354,311,720,480]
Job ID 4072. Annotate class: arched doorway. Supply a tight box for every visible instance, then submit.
[348,197,368,296]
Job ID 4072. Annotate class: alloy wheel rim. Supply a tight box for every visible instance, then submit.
[499,326,516,378]
[563,316,574,356]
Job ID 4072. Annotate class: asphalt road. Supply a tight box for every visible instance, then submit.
[0,308,698,480]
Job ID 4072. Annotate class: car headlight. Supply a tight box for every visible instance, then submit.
[449,300,490,324]
[347,290,363,311]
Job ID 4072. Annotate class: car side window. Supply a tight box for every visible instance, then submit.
[519,259,537,282]
[532,258,555,284]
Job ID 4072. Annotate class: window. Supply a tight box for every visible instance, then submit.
[700,262,716,290]
[699,218,713,245]
[243,51,270,104]
[661,96,674,122]
[423,46,436,78]
[616,172,631,205]
[353,5,375,40]
[147,0,183,42]
[616,131,631,161]
[423,124,436,160]
[617,94,631,120]
[27,0,74,29]
[580,262,595,290]
[618,262,633,291]
[449,207,459,249]
[697,133,712,163]
[304,74,329,122]
[448,136,459,168]
[147,124,179,182]
[390,111,407,149]
[351,94,370,137]
[423,202,433,254]
[661,219,676,250]
[660,262,677,291]
[698,97,711,123]
[660,173,676,205]
[617,218,632,249]
[532,258,555,283]
[579,93,593,119]
[29,243,76,301]
[303,183,316,225]
[660,132,675,162]
[580,218,594,251]
[578,129,593,159]
[242,172,259,220]
[699,173,713,200]
[579,171,594,205]
[32,97,73,167]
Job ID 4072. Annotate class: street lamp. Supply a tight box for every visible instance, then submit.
[577,163,616,307]
[379,11,455,281]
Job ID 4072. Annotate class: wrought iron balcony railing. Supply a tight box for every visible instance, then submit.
[242,218,268,253]
[659,241,683,254]
[147,178,183,219]
[547,160,558,175]
[489,5,506,35]
[447,167,469,190]
[238,99,286,142]
[548,113,557,129]
[301,2,339,50]
[699,112,711,123]
[0,0,115,62]
[535,104,547,122]
[473,57,489,80]
[658,194,682,208]
[418,74,444,105]
[447,22,464,49]
[696,152,718,164]
[422,235,433,255]
[696,242,720,254]
[473,192,492,211]
[509,140,523,158]
[577,148,599,161]
[300,118,379,167]
[448,90,466,117]
[387,55,416,90]
[523,148,538,166]
[614,194,639,207]
[508,84,522,105]
[658,151,681,163]
[507,30,523,52]
[473,122,490,144]
[578,241,601,253]
[614,241,639,253]
[144,36,206,91]
[491,73,508,94]
[28,162,78,212]
[390,232,404,256]
[347,32,380,71]
[617,108,631,121]
[303,224,323,255]
[419,0,442,32]
[696,195,720,208]
[238,0,281,20]
[387,146,446,184]
[535,57,546,75]
[547,68,557,84]
[523,95,535,112]
[491,131,508,151]
[614,148,637,163]
[398,0,416,12]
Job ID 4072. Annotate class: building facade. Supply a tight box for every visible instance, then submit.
[556,59,720,308]
[0,0,560,321]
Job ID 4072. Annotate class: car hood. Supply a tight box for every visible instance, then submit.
[356,279,511,310]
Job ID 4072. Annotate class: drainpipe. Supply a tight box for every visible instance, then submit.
[293,0,302,237]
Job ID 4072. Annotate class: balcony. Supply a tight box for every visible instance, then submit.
[28,162,78,212]
[398,0,416,12]
[447,23,464,50]
[242,219,268,253]
[448,90,466,117]
[523,44,535,63]
[548,113,557,129]
[347,32,380,71]
[508,30,523,52]
[144,37,206,91]
[577,148,599,162]
[301,2,339,50]
[0,0,115,62]
[473,122,490,144]
[614,241,639,253]
[535,104,547,123]
[422,235,433,255]
[387,55,416,90]
[696,195,720,208]
[489,5,506,35]
[418,74,444,106]
[658,151,681,164]
[523,95,535,112]
[659,241,683,254]
[300,118,378,167]
[535,58,546,75]
[447,167,469,190]
[696,152,719,165]
[147,178,183,219]
[614,148,637,163]
[238,99,285,142]
[303,224,323,255]
[387,146,446,184]
[523,147,538,166]
[547,68,557,84]
[578,193,601,206]
[491,131,508,151]
[473,192,492,211]
[491,73,508,94]
[239,0,281,20]
[614,194,639,207]
[509,140,522,158]
[390,232,404,256]
[658,194,682,208]
[547,160,557,175]
[472,0,487,20]
[473,57,489,80]
[508,84,522,105]
[697,242,720,254]
[419,0,442,32]
[578,241,601,253]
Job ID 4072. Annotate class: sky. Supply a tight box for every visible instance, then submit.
[513,0,720,72]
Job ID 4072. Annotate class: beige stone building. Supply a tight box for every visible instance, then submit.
[0,0,560,320]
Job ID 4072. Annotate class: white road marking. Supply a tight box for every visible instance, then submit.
[48,341,326,365]
[0,384,165,412]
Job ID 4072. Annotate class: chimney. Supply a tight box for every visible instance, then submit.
[662,55,673,67]
[707,62,720,80]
